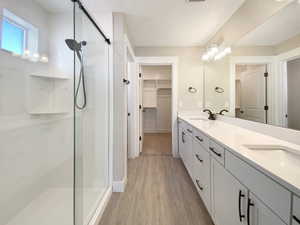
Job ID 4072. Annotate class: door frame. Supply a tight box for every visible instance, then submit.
[276,47,300,128]
[124,35,139,160]
[136,56,179,158]
[230,56,275,124]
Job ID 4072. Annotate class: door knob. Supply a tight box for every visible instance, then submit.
[123,79,130,85]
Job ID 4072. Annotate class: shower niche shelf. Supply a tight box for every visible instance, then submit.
[27,74,72,115]
[30,74,70,80]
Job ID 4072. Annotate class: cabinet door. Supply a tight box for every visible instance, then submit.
[183,133,193,177]
[211,158,247,225]
[293,195,300,225]
[248,193,285,225]
[192,139,211,212]
[178,122,185,159]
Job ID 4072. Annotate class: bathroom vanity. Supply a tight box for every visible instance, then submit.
[178,115,300,225]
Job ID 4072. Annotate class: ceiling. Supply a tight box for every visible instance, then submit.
[118,0,245,47]
[33,0,72,13]
[238,1,300,46]
[34,0,245,47]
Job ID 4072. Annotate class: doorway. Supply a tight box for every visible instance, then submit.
[235,64,268,124]
[285,58,300,130]
[140,65,173,156]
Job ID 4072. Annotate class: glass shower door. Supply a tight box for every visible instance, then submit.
[74,4,110,225]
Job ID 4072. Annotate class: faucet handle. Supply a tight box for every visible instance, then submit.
[218,109,229,115]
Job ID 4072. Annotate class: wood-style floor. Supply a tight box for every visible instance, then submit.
[99,137,214,225]
[142,133,172,156]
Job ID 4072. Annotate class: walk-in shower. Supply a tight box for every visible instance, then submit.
[0,0,111,225]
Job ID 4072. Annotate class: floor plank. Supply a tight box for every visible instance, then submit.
[142,133,172,156]
[99,155,214,225]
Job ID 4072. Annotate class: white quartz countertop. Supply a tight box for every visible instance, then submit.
[179,114,300,196]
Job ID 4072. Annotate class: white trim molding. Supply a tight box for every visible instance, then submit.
[113,177,128,192]
[275,47,300,127]
[136,56,179,158]
[88,187,112,225]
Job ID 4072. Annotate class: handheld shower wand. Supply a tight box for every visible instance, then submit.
[65,39,87,110]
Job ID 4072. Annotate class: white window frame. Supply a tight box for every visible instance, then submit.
[0,8,39,55]
[1,16,27,54]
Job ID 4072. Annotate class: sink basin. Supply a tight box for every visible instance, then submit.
[244,145,300,156]
[244,145,285,151]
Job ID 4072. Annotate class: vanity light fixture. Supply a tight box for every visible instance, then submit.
[202,45,232,61]
[202,44,219,61]
[214,47,232,61]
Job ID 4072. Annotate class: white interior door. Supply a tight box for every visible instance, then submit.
[127,62,133,158]
[138,67,144,153]
[239,65,266,123]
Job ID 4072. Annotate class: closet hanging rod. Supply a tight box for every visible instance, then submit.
[71,0,111,45]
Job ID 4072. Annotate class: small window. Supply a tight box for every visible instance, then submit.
[1,18,25,54]
[0,9,39,56]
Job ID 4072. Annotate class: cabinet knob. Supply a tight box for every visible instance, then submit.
[238,190,245,222]
[195,154,203,163]
[196,179,204,191]
[187,128,193,133]
[209,147,222,157]
[247,198,254,225]
[195,136,204,142]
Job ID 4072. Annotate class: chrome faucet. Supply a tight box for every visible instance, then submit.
[203,109,216,120]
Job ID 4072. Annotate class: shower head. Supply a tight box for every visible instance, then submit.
[65,39,82,52]
[65,39,87,61]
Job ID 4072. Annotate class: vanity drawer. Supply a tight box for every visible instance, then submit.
[208,139,225,166]
[193,129,208,150]
[293,195,300,225]
[225,151,291,224]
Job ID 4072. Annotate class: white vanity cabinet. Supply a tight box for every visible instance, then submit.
[293,196,300,225]
[177,118,293,225]
[211,158,247,225]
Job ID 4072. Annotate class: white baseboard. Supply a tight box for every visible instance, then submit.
[144,130,171,134]
[113,177,127,192]
[88,186,112,225]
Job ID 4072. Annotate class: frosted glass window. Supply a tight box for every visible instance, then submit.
[1,19,25,54]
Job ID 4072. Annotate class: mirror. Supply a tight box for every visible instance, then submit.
[204,1,300,131]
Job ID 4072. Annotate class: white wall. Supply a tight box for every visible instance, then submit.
[112,13,127,184]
